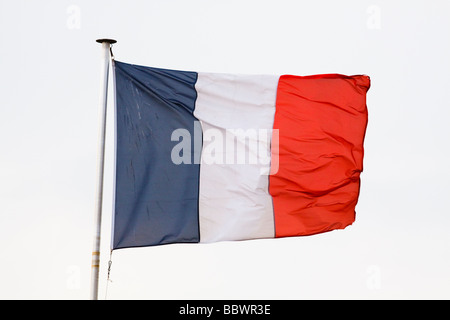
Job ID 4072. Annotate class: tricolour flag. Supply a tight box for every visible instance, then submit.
[112,61,370,250]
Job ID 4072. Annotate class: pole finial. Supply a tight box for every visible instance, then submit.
[96,38,117,44]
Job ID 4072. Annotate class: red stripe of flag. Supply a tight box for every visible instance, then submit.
[270,74,370,237]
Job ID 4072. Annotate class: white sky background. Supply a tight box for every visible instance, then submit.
[0,0,449,299]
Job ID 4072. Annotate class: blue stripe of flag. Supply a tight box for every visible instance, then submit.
[113,61,200,249]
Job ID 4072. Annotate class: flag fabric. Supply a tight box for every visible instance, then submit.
[112,60,370,250]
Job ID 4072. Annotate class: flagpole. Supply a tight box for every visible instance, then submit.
[90,38,117,300]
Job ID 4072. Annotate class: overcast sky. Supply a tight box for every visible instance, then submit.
[0,0,449,299]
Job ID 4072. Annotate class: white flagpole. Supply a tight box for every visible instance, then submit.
[90,38,117,300]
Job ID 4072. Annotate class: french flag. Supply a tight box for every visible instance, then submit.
[112,61,370,250]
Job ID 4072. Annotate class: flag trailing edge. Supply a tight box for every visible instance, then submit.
[112,60,370,250]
